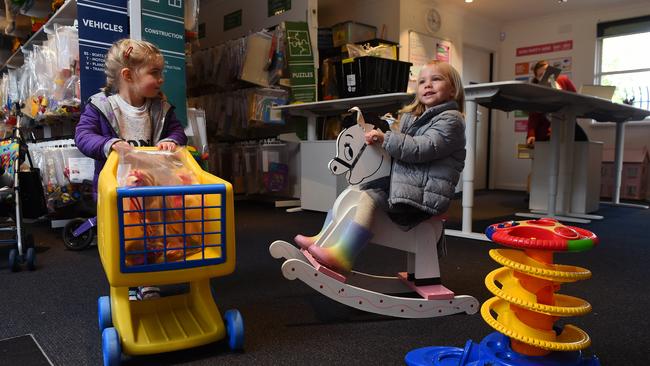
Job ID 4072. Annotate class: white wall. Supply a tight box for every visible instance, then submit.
[494,2,650,190]
[398,0,500,74]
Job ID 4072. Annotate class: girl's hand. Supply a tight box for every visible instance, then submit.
[157,141,177,151]
[365,130,384,145]
[111,140,133,153]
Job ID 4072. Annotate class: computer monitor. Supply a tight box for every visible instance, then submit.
[538,66,562,87]
[579,85,616,101]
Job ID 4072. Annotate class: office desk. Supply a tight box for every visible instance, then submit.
[455,81,650,240]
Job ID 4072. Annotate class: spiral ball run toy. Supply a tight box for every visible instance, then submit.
[405,218,601,366]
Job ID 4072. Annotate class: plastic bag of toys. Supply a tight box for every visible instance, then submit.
[117,149,204,266]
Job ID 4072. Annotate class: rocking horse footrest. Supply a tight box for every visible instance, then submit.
[301,249,348,283]
[398,272,455,300]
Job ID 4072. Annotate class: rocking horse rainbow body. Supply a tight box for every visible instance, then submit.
[270,108,478,318]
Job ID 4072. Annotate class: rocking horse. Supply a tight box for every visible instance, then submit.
[269,107,478,318]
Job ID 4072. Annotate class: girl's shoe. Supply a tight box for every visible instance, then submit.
[307,220,372,273]
[294,234,317,249]
[137,286,161,300]
[294,210,334,250]
[128,289,138,301]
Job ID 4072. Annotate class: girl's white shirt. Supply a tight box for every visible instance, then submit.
[108,94,153,145]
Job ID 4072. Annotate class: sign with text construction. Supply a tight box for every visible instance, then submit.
[139,0,187,126]
[77,0,129,103]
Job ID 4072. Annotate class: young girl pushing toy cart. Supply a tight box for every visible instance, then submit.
[75,39,243,364]
[75,39,187,300]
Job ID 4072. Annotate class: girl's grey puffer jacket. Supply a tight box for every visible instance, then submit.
[382,100,466,216]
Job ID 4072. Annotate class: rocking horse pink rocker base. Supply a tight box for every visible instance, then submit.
[269,107,478,318]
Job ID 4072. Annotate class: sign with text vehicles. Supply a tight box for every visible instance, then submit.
[77,0,186,126]
[77,0,129,103]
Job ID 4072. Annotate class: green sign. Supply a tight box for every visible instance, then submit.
[140,0,187,126]
[284,21,316,102]
[224,10,242,31]
[514,110,529,118]
[268,0,290,17]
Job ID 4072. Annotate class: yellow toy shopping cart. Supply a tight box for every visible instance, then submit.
[96,148,243,365]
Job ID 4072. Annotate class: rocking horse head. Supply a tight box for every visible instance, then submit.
[328,107,392,185]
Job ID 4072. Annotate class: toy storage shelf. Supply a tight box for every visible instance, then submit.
[1,0,78,70]
[274,93,413,212]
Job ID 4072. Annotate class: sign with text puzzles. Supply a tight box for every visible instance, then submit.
[284,21,316,103]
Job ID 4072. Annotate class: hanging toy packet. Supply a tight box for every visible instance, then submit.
[117,149,204,266]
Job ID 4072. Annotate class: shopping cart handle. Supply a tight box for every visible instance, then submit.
[116,184,227,197]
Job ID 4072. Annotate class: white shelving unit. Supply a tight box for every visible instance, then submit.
[1,0,77,70]
[275,93,414,211]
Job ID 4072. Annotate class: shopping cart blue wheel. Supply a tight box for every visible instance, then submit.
[102,327,121,366]
[25,247,35,270]
[224,309,244,350]
[8,248,18,272]
[98,296,112,332]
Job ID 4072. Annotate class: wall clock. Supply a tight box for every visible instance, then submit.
[425,8,442,34]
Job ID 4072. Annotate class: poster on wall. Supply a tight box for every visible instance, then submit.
[139,0,187,126]
[515,57,572,82]
[77,0,129,103]
[514,110,528,133]
[408,31,453,92]
[436,41,451,62]
[514,119,528,133]
[516,40,572,57]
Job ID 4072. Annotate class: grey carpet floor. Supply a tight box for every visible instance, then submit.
[0,191,648,365]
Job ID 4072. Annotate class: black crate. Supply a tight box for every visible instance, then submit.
[337,56,412,98]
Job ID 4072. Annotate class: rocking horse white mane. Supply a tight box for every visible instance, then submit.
[327,107,391,185]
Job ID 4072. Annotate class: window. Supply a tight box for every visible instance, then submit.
[596,16,650,112]
[627,166,638,178]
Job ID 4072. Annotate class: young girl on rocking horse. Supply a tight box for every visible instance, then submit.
[295,60,466,283]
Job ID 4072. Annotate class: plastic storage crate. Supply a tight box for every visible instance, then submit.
[337,56,412,98]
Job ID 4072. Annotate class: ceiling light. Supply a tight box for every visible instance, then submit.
[465,0,474,3]
[558,0,567,3]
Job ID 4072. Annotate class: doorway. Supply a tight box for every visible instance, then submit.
[462,45,493,190]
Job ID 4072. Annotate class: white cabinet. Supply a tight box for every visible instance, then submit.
[300,140,348,211]
[530,141,604,214]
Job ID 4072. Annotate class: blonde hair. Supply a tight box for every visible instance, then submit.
[103,39,163,94]
[399,60,465,117]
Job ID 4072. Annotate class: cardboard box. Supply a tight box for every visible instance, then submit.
[332,21,376,47]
